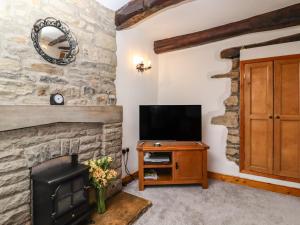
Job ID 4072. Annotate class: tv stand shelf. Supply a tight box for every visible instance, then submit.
[144,164,173,169]
[137,141,209,191]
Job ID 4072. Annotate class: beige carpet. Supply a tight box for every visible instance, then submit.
[123,180,300,225]
[92,191,152,225]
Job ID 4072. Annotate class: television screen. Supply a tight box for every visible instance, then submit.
[139,105,202,141]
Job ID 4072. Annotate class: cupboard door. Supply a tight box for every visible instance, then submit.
[274,59,300,178]
[174,151,203,180]
[244,62,274,174]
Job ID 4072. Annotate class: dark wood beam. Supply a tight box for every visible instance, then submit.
[154,4,300,54]
[115,0,187,30]
[58,46,71,50]
[48,35,67,46]
[221,33,300,59]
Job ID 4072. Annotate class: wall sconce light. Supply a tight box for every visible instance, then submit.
[133,56,152,73]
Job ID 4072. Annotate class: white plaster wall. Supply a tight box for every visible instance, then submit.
[116,24,300,188]
[158,26,300,188]
[241,41,300,60]
[115,28,158,176]
[102,0,300,188]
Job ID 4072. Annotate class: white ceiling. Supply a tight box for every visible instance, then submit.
[97,0,129,11]
[98,0,300,41]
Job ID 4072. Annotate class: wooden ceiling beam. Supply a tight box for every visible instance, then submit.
[221,33,300,59]
[115,0,187,30]
[154,4,300,54]
[48,35,67,46]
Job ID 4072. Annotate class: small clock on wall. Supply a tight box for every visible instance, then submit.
[50,93,64,105]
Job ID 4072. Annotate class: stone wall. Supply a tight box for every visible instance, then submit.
[0,1,123,225]
[0,0,117,105]
[211,58,240,164]
[0,122,122,225]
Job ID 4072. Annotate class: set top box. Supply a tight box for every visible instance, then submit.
[139,105,202,142]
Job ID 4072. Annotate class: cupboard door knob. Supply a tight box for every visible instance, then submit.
[175,162,179,170]
[276,116,280,119]
[269,115,273,119]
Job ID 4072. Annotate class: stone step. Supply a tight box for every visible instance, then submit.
[211,111,239,128]
[211,71,239,79]
[224,95,239,107]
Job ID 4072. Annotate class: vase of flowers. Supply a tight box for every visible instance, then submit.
[85,156,117,214]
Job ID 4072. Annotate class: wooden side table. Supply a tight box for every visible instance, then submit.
[137,141,209,191]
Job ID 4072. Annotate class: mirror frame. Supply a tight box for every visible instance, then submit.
[31,17,79,65]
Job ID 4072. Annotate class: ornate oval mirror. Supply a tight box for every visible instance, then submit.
[31,17,79,65]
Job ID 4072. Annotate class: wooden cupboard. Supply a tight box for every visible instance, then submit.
[173,150,204,181]
[274,58,300,179]
[243,61,274,174]
[241,54,300,182]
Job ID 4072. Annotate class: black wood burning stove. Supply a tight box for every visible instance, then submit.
[31,155,91,225]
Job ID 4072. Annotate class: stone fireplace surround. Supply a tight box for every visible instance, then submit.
[0,106,123,225]
[0,0,121,224]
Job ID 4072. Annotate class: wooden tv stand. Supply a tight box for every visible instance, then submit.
[137,141,209,191]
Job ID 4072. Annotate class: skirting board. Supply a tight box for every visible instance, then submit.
[208,172,300,197]
[125,171,300,197]
[122,172,138,186]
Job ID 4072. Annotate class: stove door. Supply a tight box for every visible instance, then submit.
[52,175,89,222]
[53,203,90,225]
[54,182,73,217]
[72,177,87,206]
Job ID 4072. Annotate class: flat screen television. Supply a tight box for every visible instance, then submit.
[139,105,202,141]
